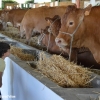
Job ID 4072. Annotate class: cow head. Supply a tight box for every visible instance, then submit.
[45,15,61,37]
[0,10,9,30]
[55,4,92,51]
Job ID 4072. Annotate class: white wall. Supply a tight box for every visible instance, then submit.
[1,57,64,100]
[0,0,1,8]
[34,0,51,3]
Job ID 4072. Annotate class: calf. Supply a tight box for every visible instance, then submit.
[0,9,28,30]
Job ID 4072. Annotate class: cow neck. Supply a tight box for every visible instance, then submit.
[59,16,84,61]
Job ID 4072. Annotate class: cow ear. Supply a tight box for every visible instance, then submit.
[66,4,77,13]
[5,12,9,15]
[73,4,77,8]
[84,4,92,16]
[45,17,52,24]
[53,15,60,20]
[45,17,50,21]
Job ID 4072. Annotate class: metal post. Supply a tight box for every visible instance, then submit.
[76,0,80,8]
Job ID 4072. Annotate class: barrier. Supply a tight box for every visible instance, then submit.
[0,33,100,100]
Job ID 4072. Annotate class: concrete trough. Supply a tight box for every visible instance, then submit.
[0,35,15,41]
[0,37,5,39]
[6,54,100,100]
[0,33,100,100]
[0,33,43,50]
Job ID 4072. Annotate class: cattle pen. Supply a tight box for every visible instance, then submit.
[0,27,100,100]
[0,0,100,100]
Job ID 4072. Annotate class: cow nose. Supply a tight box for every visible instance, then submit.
[55,38,62,44]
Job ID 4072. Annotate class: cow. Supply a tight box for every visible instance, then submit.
[40,26,81,62]
[55,4,100,65]
[0,9,28,30]
[43,15,100,69]
[20,6,72,44]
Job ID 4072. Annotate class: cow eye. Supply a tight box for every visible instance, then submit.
[69,21,73,25]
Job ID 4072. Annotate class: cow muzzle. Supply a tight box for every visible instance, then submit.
[55,37,68,48]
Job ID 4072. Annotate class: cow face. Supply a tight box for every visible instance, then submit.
[45,15,61,37]
[0,11,9,30]
[55,4,92,50]
[1,11,9,22]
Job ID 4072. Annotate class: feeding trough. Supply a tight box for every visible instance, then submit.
[0,33,100,100]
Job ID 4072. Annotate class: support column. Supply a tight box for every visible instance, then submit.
[76,0,80,8]
[72,0,80,8]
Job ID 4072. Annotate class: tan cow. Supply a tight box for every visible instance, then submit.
[0,9,28,30]
[55,4,100,64]
[20,6,72,44]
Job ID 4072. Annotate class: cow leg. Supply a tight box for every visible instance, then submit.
[20,25,25,39]
[70,49,78,63]
[20,32,25,39]
[25,28,32,45]
[2,22,7,30]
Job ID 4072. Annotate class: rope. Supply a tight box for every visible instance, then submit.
[59,16,84,61]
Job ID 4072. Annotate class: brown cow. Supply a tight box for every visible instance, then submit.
[39,25,80,62]
[55,4,100,64]
[20,6,70,44]
[0,9,28,30]
[39,25,69,58]
[43,15,100,69]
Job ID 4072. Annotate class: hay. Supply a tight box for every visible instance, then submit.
[0,27,20,39]
[10,46,34,61]
[89,69,100,75]
[37,52,93,88]
[0,27,44,50]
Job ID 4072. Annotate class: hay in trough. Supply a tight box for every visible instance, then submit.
[0,26,45,50]
[37,52,93,88]
[10,46,34,61]
[0,26,20,38]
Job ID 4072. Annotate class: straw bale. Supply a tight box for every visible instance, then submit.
[37,52,93,87]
